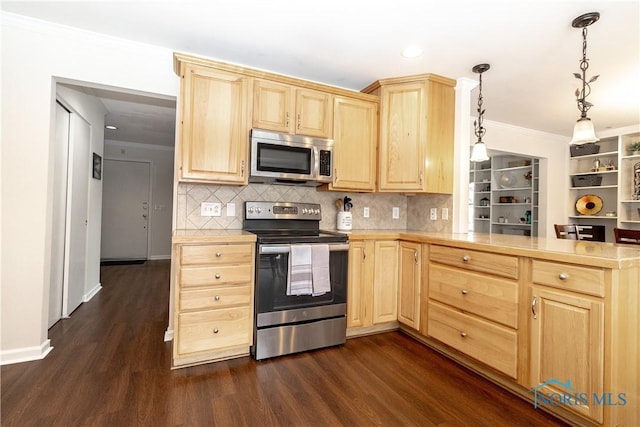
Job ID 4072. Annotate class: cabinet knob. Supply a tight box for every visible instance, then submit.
[461,289,468,295]
[215,295,220,301]
[213,328,219,334]
[215,273,221,279]
[460,332,467,338]
[558,272,569,281]
[216,252,222,257]
[462,255,471,262]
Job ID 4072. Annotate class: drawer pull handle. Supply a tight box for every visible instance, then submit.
[215,295,220,301]
[215,273,221,279]
[558,272,569,281]
[462,255,471,262]
[460,332,467,338]
[216,252,222,257]
[213,328,219,334]
[531,296,538,320]
[461,289,468,295]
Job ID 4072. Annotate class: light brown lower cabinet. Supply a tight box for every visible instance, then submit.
[172,242,255,367]
[347,240,398,334]
[398,241,421,330]
[412,241,638,427]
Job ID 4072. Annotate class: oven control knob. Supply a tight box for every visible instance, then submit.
[248,207,254,213]
[314,209,320,215]
[256,207,262,214]
[302,208,308,215]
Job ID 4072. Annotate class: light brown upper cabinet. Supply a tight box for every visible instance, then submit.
[363,74,455,193]
[177,61,250,184]
[329,96,378,192]
[253,79,333,138]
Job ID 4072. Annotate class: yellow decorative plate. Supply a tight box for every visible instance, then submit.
[575,194,603,215]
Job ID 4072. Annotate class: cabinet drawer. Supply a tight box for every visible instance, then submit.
[179,285,251,311]
[180,264,252,288]
[181,244,253,266]
[428,301,517,378]
[430,245,518,279]
[177,307,251,355]
[531,259,604,297]
[429,264,518,328]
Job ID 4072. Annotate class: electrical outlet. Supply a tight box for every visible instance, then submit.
[363,207,370,218]
[430,208,437,220]
[392,207,400,219]
[201,202,221,217]
[442,207,449,220]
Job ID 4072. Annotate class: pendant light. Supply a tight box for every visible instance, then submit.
[569,12,600,145]
[471,63,490,162]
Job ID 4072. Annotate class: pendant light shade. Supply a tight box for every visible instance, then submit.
[569,12,600,145]
[471,63,490,162]
[569,117,599,145]
[471,142,489,162]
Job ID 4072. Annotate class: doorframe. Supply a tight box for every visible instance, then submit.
[103,157,154,260]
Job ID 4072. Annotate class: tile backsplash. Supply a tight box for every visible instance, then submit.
[176,183,452,232]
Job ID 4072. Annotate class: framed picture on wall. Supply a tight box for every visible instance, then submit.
[92,152,102,180]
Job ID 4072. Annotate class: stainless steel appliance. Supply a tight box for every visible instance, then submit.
[244,201,348,360]
[249,128,333,186]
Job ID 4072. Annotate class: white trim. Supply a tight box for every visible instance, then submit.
[164,328,174,342]
[149,254,171,260]
[105,139,175,152]
[483,119,567,142]
[83,283,102,302]
[597,124,640,139]
[0,340,54,366]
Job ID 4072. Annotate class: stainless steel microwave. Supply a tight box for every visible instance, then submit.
[249,128,333,186]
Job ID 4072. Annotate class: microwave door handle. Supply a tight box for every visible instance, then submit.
[312,146,318,179]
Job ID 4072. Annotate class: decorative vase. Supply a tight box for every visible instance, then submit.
[633,162,640,200]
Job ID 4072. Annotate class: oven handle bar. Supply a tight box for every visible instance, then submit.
[259,243,349,254]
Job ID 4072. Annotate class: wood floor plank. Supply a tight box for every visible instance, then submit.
[1,260,569,427]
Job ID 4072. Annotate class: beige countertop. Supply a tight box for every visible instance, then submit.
[172,229,256,244]
[348,229,640,269]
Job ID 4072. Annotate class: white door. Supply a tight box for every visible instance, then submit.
[100,159,150,261]
[63,114,91,316]
[49,101,70,327]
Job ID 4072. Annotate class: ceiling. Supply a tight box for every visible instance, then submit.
[3,0,639,145]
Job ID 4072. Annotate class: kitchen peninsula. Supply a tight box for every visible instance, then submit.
[346,230,639,427]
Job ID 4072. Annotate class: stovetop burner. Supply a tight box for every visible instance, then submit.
[243,201,348,244]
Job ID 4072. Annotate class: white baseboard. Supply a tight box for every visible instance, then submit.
[83,283,102,302]
[0,339,53,365]
[164,328,173,342]
[149,255,171,260]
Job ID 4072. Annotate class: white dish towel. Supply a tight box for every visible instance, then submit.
[288,245,313,296]
[311,244,331,296]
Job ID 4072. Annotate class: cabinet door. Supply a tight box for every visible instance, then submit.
[296,89,333,137]
[378,83,426,192]
[423,78,455,194]
[373,240,398,324]
[347,240,374,328]
[330,96,377,192]
[398,241,420,329]
[180,64,249,184]
[529,286,604,423]
[252,79,294,133]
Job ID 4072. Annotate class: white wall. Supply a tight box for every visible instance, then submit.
[104,140,175,259]
[0,12,178,362]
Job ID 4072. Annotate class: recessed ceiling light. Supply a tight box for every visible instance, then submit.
[401,45,423,59]
[105,125,118,130]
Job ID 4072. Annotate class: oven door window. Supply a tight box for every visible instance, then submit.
[256,143,311,175]
[256,249,347,313]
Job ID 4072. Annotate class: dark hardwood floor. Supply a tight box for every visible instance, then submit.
[2,260,569,426]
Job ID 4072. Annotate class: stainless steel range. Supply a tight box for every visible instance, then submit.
[243,201,349,360]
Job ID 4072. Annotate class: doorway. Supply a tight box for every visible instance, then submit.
[101,159,151,261]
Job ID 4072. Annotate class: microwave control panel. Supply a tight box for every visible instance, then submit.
[319,150,331,177]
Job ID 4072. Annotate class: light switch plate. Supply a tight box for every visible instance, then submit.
[363,207,370,218]
[226,203,236,217]
[392,207,400,219]
[442,207,449,220]
[201,202,221,217]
